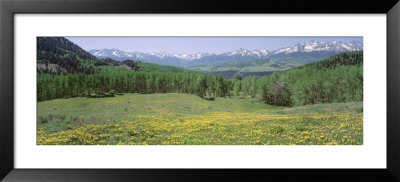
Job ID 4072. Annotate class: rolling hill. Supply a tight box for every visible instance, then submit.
[37,37,190,75]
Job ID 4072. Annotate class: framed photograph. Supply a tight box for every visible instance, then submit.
[1,0,399,181]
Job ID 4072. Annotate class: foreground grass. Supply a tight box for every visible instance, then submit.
[37,93,363,145]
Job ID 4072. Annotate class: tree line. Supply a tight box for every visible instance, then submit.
[37,71,233,101]
[37,51,363,107]
[238,51,363,106]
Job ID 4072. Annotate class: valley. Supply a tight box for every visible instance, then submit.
[186,59,302,78]
[36,37,363,145]
[87,40,362,79]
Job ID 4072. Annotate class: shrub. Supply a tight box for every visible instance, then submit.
[59,115,66,120]
[38,116,48,124]
[295,125,309,131]
[71,116,79,122]
[108,90,117,95]
[87,93,98,98]
[48,114,54,121]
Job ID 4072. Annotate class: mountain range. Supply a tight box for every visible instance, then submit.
[89,40,363,68]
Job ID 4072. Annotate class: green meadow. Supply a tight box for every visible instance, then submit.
[36,38,363,145]
[37,93,363,145]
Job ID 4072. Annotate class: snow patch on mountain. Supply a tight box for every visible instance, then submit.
[272,41,363,55]
[89,40,363,67]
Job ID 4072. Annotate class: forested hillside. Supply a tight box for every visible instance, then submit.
[37,37,99,74]
[37,37,194,75]
[38,42,363,107]
[257,51,363,105]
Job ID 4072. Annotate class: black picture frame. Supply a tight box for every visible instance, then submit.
[1,0,399,181]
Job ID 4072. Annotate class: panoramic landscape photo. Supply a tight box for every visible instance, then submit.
[37,37,363,145]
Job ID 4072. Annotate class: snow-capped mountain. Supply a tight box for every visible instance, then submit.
[223,48,270,58]
[171,52,211,60]
[90,48,157,60]
[89,41,363,67]
[90,49,211,61]
[271,41,363,55]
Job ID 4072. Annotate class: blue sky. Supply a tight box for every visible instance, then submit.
[66,37,363,54]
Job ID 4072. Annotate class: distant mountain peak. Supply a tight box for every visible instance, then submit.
[272,41,363,55]
[88,40,363,67]
[226,48,270,58]
[237,47,248,51]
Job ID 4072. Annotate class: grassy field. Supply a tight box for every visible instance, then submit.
[187,60,302,73]
[37,93,363,145]
[186,60,303,78]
